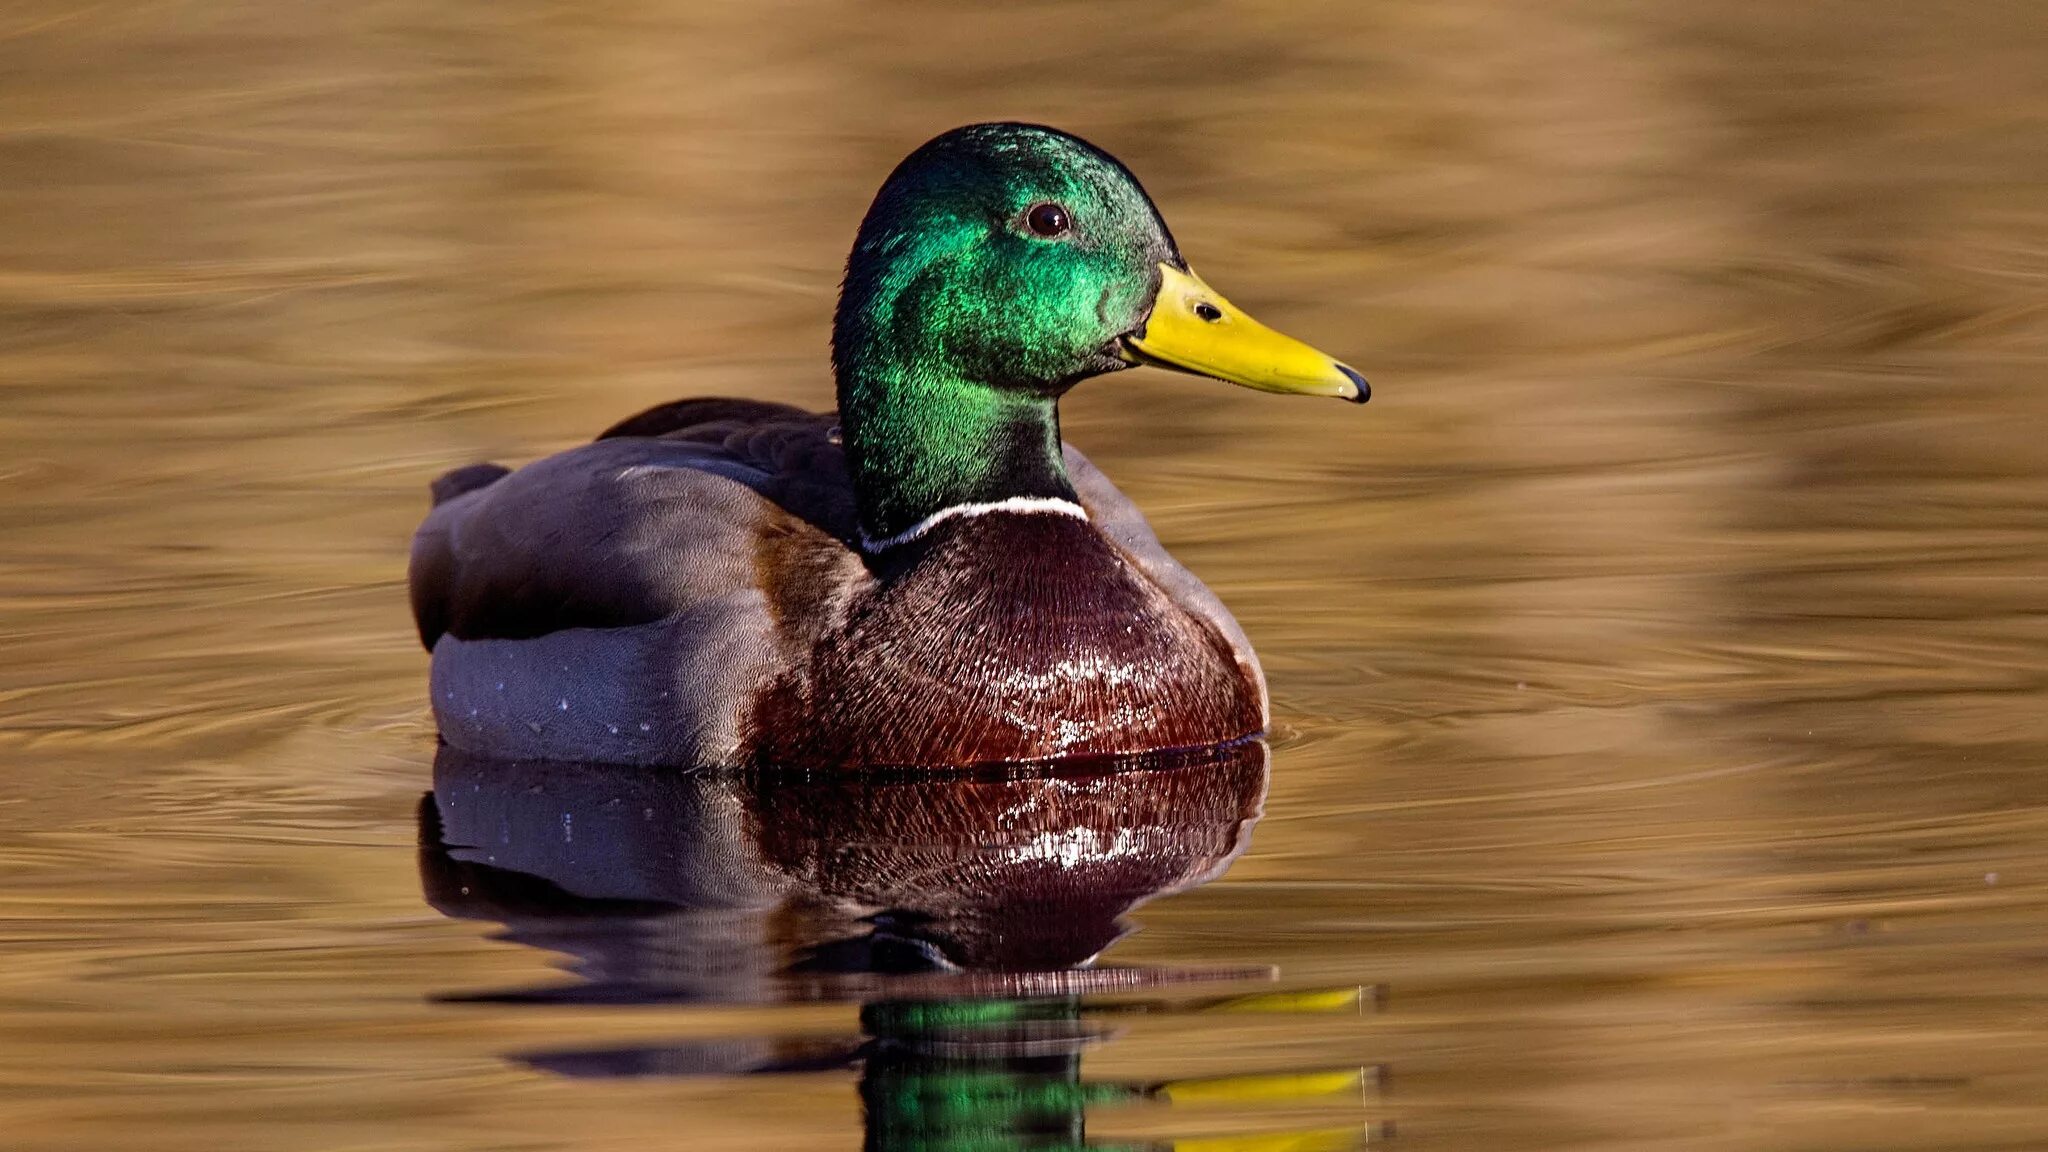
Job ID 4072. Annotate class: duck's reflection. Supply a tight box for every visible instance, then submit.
[419,742,1372,1150]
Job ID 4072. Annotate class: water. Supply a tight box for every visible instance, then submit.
[3,1,2046,1148]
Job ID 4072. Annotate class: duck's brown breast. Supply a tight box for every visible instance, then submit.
[742,513,1263,768]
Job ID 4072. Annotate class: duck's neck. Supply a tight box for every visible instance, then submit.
[838,364,1080,552]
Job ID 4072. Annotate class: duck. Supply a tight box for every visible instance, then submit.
[409,122,1367,770]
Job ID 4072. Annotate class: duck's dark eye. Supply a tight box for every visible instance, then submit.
[1025,202,1072,237]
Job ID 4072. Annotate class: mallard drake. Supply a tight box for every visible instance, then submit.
[410,123,1366,769]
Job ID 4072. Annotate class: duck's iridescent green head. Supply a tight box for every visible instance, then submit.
[833,123,1366,551]
[835,122,1179,394]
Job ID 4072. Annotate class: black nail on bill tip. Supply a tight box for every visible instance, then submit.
[1339,365,1371,404]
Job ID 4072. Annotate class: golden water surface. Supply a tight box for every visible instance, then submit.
[3,2,2046,1149]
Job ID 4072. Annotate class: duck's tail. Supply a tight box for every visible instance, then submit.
[429,463,511,507]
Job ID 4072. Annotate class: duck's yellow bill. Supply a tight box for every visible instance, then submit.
[1124,264,1368,403]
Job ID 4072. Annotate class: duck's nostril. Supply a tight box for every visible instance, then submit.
[1192,301,1223,323]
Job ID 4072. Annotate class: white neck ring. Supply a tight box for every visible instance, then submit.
[859,496,1089,554]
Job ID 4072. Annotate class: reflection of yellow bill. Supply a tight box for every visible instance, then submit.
[1125,264,1368,403]
[1192,986,1376,1015]
[1157,1065,1377,1105]
[1173,1125,1373,1152]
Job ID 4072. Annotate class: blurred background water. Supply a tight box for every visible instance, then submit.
[3,1,2047,1149]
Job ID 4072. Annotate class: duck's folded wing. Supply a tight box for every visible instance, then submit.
[410,417,864,651]
[408,416,873,767]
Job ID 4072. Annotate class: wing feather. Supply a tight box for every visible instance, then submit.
[409,402,862,649]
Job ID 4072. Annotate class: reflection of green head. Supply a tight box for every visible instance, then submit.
[855,996,1377,1152]
[832,122,1182,544]
[861,995,1127,1152]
